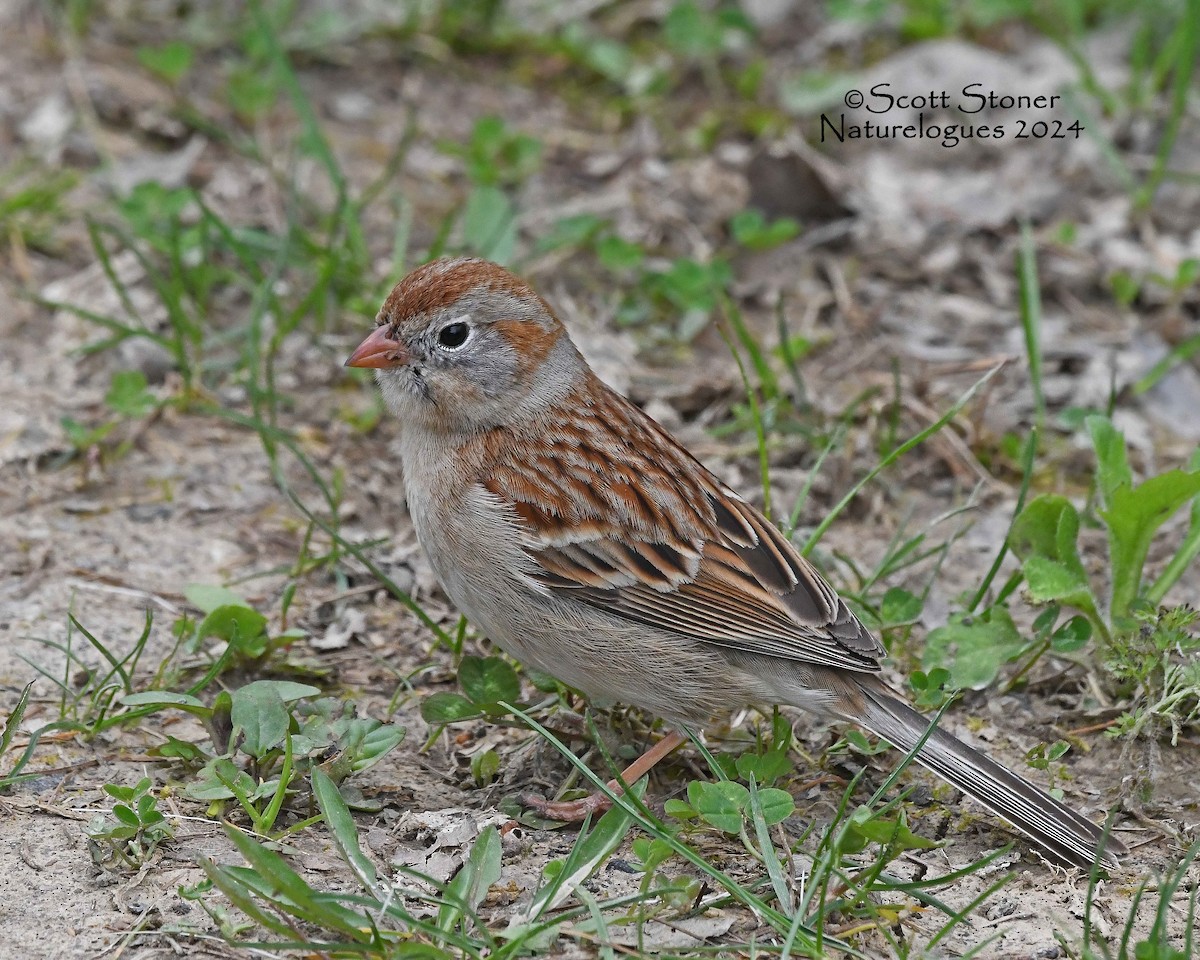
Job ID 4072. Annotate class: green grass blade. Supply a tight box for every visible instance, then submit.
[0,681,34,759]
[501,703,826,949]
[1147,447,1200,605]
[785,423,846,538]
[719,297,773,517]
[748,775,793,913]
[439,826,502,937]
[968,426,1038,612]
[1134,0,1199,210]
[1016,222,1045,432]
[518,798,636,924]
[311,767,381,894]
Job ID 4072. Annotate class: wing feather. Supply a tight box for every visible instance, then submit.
[478,380,884,672]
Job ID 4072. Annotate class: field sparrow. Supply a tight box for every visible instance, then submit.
[346,257,1124,869]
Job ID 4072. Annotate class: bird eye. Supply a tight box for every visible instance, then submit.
[437,321,471,350]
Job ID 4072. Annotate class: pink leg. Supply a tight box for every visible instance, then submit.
[525,729,688,821]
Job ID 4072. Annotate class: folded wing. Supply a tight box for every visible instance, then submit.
[480,382,884,674]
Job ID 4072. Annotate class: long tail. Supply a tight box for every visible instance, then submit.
[846,676,1125,869]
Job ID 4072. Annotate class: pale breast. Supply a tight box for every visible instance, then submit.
[400,434,545,633]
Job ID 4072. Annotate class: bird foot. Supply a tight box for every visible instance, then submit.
[522,790,614,822]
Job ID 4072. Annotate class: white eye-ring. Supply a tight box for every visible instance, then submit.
[436,315,473,351]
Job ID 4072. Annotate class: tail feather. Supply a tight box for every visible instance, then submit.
[852,679,1125,869]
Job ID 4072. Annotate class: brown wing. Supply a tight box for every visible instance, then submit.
[479,378,884,673]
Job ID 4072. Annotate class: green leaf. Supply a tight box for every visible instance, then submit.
[839,729,891,756]
[595,235,644,271]
[117,182,195,237]
[535,214,605,253]
[663,798,697,819]
[567,28,631,82]
[420,692,482,724]
[1174,258,1200,291]
[136,40,194,84]
[729,210,801,251]
[226,66,278,122]
[104,370,157,418]
[1148,448,1200,605]
[735,750,791,786]
[462,185,516,265]
[923,606,1029,690]
[1026,740,1071,771]
[879,587,923,625]
[909,668,952,710]
[454,115,542,187]
[217,824,367,934]
[1009,495,1084,568]
[230,681,290,757]
[1022,555,1092,604]
[1050,615,1092,653]
[441,826,501,930]
[61,416,116,448]
[0,681,33,760]
[120,690,208,711]
[841,805,938,853]
[746,777,792,910]
[517,788,639,925]
[351,723,406,772]
[186,758,250,801]
[1032,605,1060,637]
[779,69,860,115]
[663,0,723,58]
[265,682,322,703]
[196,605,269,653]
[648,258,732,313]
[688,780,749,834]
[1109,271,1140,307]
[773,334,813,364]
[248,778,281,803]
[1133,942,1186,960]
[753,787,795,826]
[111,806,140,830]
[1102,469,1200,621]
[312,767,379,892]
[631,837,674,873]
[185,583,248,614]
[1009,495,1099,617]
[458,655,520,707]
[712,752,740,781]
[290,735,322,758]
[149,736,209,763]
[1087,415,1133,509]
[470,748,500,786]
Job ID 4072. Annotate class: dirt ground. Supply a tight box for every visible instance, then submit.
[2,3,1199,958]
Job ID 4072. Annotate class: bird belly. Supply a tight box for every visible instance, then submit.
[404,467,775,725]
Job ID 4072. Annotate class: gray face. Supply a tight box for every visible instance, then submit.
[374,288,579,434]
[382,308,520,400]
